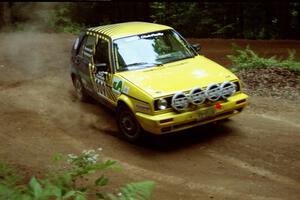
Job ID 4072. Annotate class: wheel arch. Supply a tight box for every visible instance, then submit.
[117,95,136,113]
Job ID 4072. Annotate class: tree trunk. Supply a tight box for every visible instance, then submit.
[236,2,244,38]
[2,2,12,25]
[278,2,290,39]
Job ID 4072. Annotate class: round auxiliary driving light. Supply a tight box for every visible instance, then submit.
[189,87,206,105]
[205,83,221,101]
[220,81,236,99]
[171,92,189,112]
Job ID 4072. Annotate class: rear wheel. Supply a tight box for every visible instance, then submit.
[73,76,89,102]
[116,104,143,142]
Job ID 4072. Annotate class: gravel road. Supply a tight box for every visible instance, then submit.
[0,32,299,200]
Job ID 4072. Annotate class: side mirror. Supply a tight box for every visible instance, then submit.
[95,63,108,71]
[192,44,201,52]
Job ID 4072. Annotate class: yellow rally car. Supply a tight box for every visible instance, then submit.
[70,22,248,142]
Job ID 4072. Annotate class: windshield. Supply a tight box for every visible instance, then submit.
[113,29,196,72]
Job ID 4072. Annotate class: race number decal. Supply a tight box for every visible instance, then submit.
[95,71,106,83]
[123,85,129,94]
[95,72,107,96]
[112,77,123,95]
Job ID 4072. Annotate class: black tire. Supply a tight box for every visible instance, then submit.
[116,104,144,143]
[73,76,89,102]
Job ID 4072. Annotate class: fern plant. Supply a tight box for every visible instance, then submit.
[227,44,300,74]
[107,181,155,200]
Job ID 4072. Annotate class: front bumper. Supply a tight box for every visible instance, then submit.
[136,93,248,134]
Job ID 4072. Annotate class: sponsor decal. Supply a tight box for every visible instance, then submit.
[95,71,107,96]
[140,32,164,39]
[112,77,123,95]
[123,86,129,94]
[95,71,106,82]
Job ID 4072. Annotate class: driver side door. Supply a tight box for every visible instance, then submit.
[92,37,117,105]
[75,34,96,93]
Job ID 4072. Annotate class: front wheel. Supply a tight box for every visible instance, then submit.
[116,104,143,143]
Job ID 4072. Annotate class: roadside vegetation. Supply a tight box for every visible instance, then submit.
[0,149,155,200]
[45,5,85,35]
[228,45,300,100]
[228,45,300,74]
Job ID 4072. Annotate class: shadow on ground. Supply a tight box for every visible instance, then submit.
[137,121,233,152]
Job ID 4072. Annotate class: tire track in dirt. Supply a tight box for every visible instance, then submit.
[205,150,300,190]
[258,114,300,128]
[0,81,23,90]
[102,155,284,200]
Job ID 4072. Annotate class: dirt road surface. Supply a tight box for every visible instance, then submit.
[0,32,300,200]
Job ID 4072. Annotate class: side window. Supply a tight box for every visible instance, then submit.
[73,37,80,50]
[85,35,96,50]
[78,36,87,57]
[78,35,96,62]
[94,39,110,66]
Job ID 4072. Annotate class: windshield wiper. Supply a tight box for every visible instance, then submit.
[125,62,163,67]
[163,55,195,64]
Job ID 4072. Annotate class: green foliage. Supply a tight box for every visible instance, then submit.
[149,2,300,39]
[0,3,86,34]
[228,44,300,74]
[150,2,200,37]
[2,2,300,39]
[150,2,166,24]
[43,3,86,34]
[107,181,155,200]
[0,149,155,200]
[150,2,242,38]
[0,161,23,187]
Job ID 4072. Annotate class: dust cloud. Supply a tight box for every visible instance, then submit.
[0,2,92,132]
[1,2,58,32]
[0,2,74,82]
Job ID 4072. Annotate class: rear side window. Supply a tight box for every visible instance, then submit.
[73,31,86,54]
[73,37,79,50]
[78,35,96,62]
[78,37,87,57]
[85,36,96,50]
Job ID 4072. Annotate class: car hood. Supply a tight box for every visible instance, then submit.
[119,55,238,98]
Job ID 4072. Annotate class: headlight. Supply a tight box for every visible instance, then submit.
[157,98,168,110]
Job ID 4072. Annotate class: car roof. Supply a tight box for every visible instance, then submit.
[88,21,172,40]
